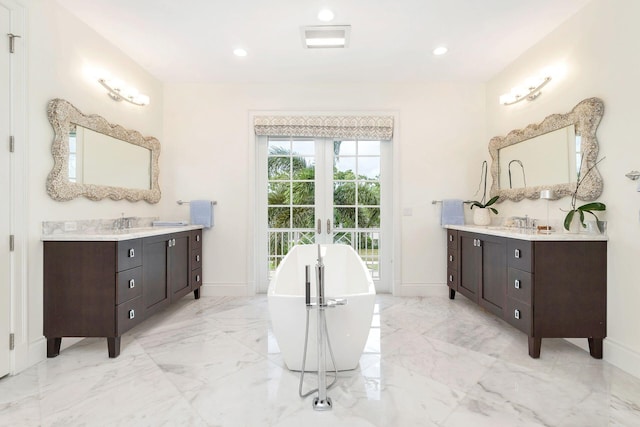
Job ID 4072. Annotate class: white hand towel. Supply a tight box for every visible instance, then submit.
[441,199,465,227]
[190,200,214,228]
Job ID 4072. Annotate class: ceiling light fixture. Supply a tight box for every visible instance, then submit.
[499,75,552,106]
[301,25,350,49]
[433,46,448,56]
[318,9,335,22]
[233,48,248,57]
[97,75,149,106]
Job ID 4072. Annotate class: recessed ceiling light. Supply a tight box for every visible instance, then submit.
[301,25,350,49]
[433,46,448,56]
[233,48,248,57]
[318,9,335,22]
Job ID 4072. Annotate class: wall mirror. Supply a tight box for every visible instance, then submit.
[489,97,604,202]
[47,98,161,203]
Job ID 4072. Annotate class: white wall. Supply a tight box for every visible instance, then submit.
[486,0,640,378]
[162,82,486,296]
[16,0,164,372]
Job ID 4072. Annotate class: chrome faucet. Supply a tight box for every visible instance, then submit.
[113,214,135,230]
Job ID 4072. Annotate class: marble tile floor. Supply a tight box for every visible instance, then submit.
[1,294,639,426]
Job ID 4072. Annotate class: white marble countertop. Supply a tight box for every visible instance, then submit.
[445,224,608,241]
[42,225,204,242]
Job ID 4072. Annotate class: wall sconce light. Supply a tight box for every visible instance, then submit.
[499,75,552,106]
[98,76,150,106]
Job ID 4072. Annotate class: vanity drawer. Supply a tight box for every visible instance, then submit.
[191,249,202,270]
[117,239,143,271]
[507,239,533,272]
[447,248,457,271]
[116,266,143,305]
[192,230,202,250]
[447,268,458,289]
[192,268,203,290]
[507,268,532,305]
[505,298,532,335]
[116,296,144,335]
[447,230,458,250]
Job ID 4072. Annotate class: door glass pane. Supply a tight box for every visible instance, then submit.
[357,182,380,205]
[334,157,356,177]
[358,140,380,155]
[334,207,356,228]
[358,207,380,228]
[268,182,290,204]
[268,157,290,180]
[334,182,356,205]
[268,207,290,228]
[292,182,314,205]
[292,207,315,228]
[357,157,381,179]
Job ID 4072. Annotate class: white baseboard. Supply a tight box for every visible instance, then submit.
[567,337,640,379]
[12,336,46,375]
[603,338,640,379]
[396,283,448,297]
[200,282,250,297]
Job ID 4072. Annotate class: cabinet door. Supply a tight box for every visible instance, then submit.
[478,235,507,317]
[458,232,480,301]
[143,234,170,315]
[170,232,192,301]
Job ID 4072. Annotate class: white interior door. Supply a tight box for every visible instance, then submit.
[0,3,13,378]
[257,135,391,293]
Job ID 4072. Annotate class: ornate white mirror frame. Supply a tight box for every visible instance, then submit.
[489,97,604,202]
[47,98,161,203]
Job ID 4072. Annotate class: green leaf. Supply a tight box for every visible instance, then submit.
[577,202,606,212]
[485,195,500,207]
[490,207,498,215]
[564,210,575,231]
[579,210,586,228]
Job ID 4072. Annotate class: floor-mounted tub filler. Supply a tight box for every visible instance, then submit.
[268,244,376,410]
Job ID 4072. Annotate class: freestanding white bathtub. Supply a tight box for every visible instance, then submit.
[268,244,376,371]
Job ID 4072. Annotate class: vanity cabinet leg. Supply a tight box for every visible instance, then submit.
[47,337,62,358]
[194,288,201,299]
[588,338,603,359]
[528,336,541,358]
[107,336,121,358]
[448,288,456,300]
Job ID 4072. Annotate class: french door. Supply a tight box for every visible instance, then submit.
[257,136,391,293]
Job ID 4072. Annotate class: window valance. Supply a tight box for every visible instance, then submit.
[253,115,394,140]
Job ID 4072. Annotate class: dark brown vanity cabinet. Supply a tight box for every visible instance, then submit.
[447,229,606,359]
[456,232,507,318]
[44,229,203,358]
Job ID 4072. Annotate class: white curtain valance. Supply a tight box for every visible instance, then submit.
[253,115,394,140]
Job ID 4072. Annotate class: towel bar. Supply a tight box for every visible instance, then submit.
[432,200,473,205]
[177,200,217,206]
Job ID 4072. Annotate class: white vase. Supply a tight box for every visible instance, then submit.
[473,208,491,226]
[566,213,582,233]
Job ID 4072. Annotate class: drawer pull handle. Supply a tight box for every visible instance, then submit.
[196,234,201,242]
[128,309,135,320]
[129,279,135,289]
[514,249,521,259]
[448,255,453,262]
[196,255,201,262]
[449,275,453,282]
[449,234,453,242]
[514,279,521,289]
[514,309,521,320]
[196,275,200,282]
[128,248,135,258]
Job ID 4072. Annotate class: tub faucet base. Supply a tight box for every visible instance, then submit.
[313,396,332,411]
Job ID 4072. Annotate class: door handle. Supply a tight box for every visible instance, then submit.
[317,219,322,234]
[327,219,331,234]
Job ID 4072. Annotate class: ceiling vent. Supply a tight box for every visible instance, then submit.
[301,25,351,49]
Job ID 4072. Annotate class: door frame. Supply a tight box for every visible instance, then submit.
[247,110,401,296]
[1,0,27,376]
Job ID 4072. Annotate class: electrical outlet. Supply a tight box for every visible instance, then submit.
[64,221,77,232]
